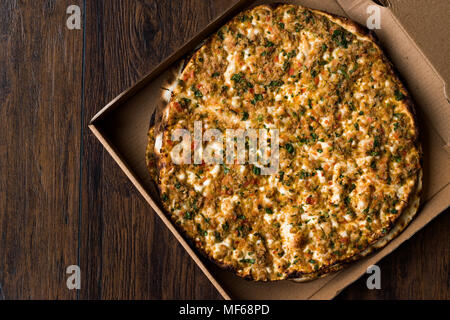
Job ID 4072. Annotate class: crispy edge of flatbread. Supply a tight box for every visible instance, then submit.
[146,59,186,185]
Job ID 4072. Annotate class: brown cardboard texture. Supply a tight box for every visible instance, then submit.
[89,0,450,299]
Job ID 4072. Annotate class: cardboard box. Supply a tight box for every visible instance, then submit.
[89,0,450,299]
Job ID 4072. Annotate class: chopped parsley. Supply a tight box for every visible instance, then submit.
[332,29,349,48]
[239,258,255,264]
[269,80,284,87]
[191,86,203,98]
[217,29,224,40]
[254,93,263,101]
[394,89,405,101]
[285,143,295,154]
[196,223,207,236]
[231,72,243,82]
[264,40,274,48]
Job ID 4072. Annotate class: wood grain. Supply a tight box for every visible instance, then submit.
[0,0,448,300]
[0,0,83,299]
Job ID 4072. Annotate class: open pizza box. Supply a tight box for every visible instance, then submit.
[89,0,450,299]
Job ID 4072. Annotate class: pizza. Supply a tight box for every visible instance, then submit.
[146,4,422,281]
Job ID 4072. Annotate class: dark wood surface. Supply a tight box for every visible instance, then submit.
[0,0,448,300]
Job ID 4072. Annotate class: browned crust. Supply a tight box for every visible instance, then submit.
[145,3,423,282]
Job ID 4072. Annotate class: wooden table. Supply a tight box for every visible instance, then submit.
[0,0,448,300]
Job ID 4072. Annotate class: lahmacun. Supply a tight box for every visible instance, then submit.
[146,4,422,281]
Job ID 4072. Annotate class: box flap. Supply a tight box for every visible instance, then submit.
[386,0,450,101]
